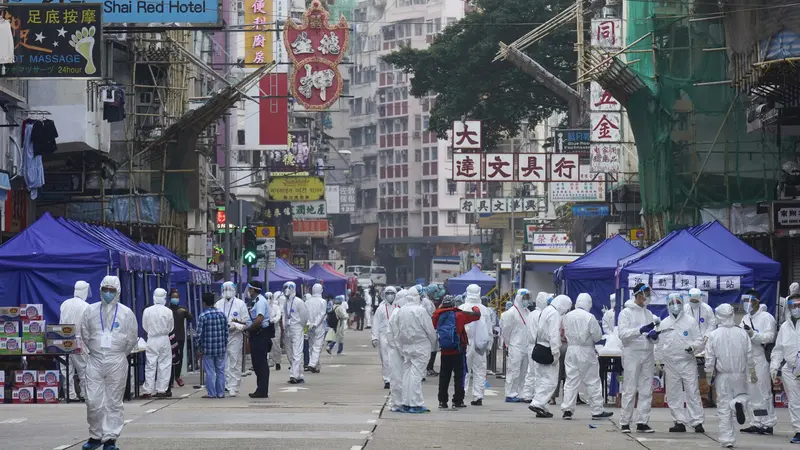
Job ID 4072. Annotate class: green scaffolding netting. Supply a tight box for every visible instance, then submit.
[623,1,795,228]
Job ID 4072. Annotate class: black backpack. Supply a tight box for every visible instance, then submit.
[327,309,339,328]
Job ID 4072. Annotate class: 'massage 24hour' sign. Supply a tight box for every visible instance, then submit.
[3,4,103,79]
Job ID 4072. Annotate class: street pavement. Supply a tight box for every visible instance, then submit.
[2,329,798,449]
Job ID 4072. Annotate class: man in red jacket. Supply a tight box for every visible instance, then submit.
[433,295,481,409]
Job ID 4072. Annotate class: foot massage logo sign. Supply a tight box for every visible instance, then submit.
[4,5,102,78]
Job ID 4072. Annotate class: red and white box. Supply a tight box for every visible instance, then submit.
[12,387,34,404]
[0,370,5,385]
[36,386,58,404]
[37,370,59,387]
[19,304,43,321]
[14,370,37,387]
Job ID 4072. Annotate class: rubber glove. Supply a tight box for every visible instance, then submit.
[771,370,779,385]
[653,316,661,326]
[647,329,660,341]
[372,339,378,348]
[685,347,694,354]
[750,367,758,384]
[639,322,656,334]
[706,372,715,386]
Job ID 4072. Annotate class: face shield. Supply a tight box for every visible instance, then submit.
[667,294,683,316]
[741,294,757,314]
[789,297,800,318]
[634,284,652,304]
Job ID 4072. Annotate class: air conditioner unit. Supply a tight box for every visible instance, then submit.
[393,119,402,126]
[413,131,421,138]
[138,91,155,105]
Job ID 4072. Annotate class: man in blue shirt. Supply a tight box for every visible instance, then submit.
[246,281,272,398]
[195,292,229,399]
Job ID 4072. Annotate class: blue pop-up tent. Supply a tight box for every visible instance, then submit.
[446,267,496,296]
[557,235,638,319]
[276,259,315,286]
[692,221,781,315]
[306,263,347,296]
[617,229,755,318]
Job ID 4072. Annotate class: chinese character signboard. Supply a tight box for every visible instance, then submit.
[591,19,622,50]
[268,176,325,201]
[3,4,103,79]
[268,129,312,174]
[459,197,545,213]
[244,0,273,67]
[590,112,622,142]
[273,0,289,71]
[11,0,220,27]
[772,201,800,232]
[291,251,308,270]
[591,82,621,112]
[451,153,581,182]
[452,120,482,149]
[554,129,590,157]
[283,0,349,110]
[590,143,620,173]
[549,165,606,202]
[291,200,326,219]
[530,232,572,253]
[571,205,610,216]
[338,185,356,213]
[292,219,328,237]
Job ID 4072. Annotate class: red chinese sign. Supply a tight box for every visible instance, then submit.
[283,0,349,110]
[292,219,329,237]
[451,153,580,182]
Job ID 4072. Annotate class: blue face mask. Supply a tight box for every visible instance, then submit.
[170,298,179,305]
[101,291,116,304]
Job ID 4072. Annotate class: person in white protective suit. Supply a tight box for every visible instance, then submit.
[501,289,532,402]
[282,281,309,384]
[267,292,283,371]
[561,293,613,419]
[685,288,717,338]
[418,285,439,377]
[372,286,397,389]
[739,289,777,435]
[528,294,572,418]
[60,280,91,401]
[521,292,550,402]
[460,284,492,406]
[305,284,328,373]
[617,283,661,433]
[142,288,174,398]
[601,294,616,336]
[80,276,138,450]
[779,282,800,324]
[705,303,757,448]
[390,287,436,413]
[770,293,800,445]
[386,288,407,411]
[215,281,250,397]
[656,293,705,433]
[364,286,373,330]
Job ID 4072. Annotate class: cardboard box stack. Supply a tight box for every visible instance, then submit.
[0,370,5,402]
[0,307,21,356]
[45,324,78,354]
[20,304,44,355]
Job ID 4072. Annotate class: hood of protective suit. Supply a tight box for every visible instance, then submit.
[715,303,736,327]
[222,281,236,299]
[466,284,481,297]
[551,294,573,315]
[535,292,548,311]
[304,293,312,302]
[624,299,641,310]
[791,282,800,296]
[406,288,421,305]
[312,283,323,297]
[74,280,90,301]
[513,289,530,310]
[383,286,397,303]
[265,292,273,302]
[153,288,167,306]
[609,293,616,309]
[575,293,592,312]
[100,276,122,306]
[688,288,702,303]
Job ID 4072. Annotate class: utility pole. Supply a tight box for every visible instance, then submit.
[222,16,232,283]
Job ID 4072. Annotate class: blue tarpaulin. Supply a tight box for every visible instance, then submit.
[692,221,781,315]
[306,263,347,296]
[557,235,638,319]
[275,259,315,285]
[446,267,496,296]
[617,229,754,317]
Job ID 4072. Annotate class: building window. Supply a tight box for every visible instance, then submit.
[447,179,457,195]
[423,211,430,225]
[414,114,422,131]
[415,149,422,162]
[431,211,438,224]
[465,213,476,224]
[423,148,430,161]
[446,146,453,161]
[447,211,457,224]
[431,147,438,160]
[380,183,386,196]
[415,180,421,194]
[237,129,245,145]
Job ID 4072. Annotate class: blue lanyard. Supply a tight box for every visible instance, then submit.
[100,304,119,333]
[287,297,295,315]
[225,299,234,319]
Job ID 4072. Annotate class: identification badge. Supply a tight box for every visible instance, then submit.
[100,332,112,349]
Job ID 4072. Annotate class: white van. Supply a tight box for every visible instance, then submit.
[346,265,387,286]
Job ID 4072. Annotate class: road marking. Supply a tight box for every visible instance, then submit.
[372,410,380,413]
[124,419,134,424]
[484,389,498,397]
[279,387,309,393]
[636,438,682,442]
[350,446,363,450]
[181,393,191,398]
[358,345,368,348]
[146,409,158,413]
[0,418,26,424]
[53,445,70,450]
[359,430,371,434]
[327,364,346,368]
[367,419,376,424]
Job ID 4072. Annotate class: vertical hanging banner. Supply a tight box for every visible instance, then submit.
[283,0,349,110]
[245,0,274,66]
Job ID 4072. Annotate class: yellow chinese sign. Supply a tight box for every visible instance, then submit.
[244,0,273,67]
[268,176,325,201]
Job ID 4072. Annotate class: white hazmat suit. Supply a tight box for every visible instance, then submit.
[501,289,531,400]
[461,284,492,402]
[521,292,549,401]
[685,288,717,338]
[267,293,283,368]
[770,298,800,442]
[739,299,777,431]
[142,288,174,396]
[306,284,328,370]
[780,282,800,324]
[80,276,138,445]
[215,281,250,396]
[656,294,704,430]
[617,295,661,430]
[705,304,756,448]
[387,289,406,410]
[60,280,91,400]
[372,286,397,385]
[561,293,608,418]
[390,288,436,411]
[282,281,309,382]
[529,294,572,416]
[601,294,616,336]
